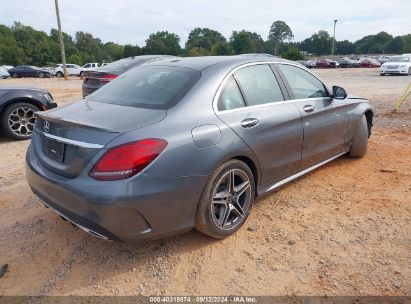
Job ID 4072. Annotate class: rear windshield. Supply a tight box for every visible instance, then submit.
[88,66,201,109]
[100,56,164,74]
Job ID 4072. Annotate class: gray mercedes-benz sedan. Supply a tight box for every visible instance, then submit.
[26,56,373,241]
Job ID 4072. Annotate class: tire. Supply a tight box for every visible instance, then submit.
[12,73,18,78]
[408,68,411,76]
[349,115,368,158]
[195,159,255,239]
[1,102,39,140]
[37,72,45,78]
[56,71,63,78]
[380,73,385,76]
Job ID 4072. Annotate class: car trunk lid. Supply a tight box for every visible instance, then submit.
[33,100,166,178]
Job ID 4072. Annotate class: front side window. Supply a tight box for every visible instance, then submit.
[217,76,246,111]
[278,64,327,99]
[89,66,201,110]
[234,64,284,106]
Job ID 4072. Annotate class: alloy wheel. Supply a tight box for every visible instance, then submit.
[210,169,252,231]
[7,106,36,137]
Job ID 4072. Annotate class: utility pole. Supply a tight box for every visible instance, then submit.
[331,19,338,58]
[54,0,67,80]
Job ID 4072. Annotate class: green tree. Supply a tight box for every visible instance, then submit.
[144,31,181,55]
[230,30,256,54]
[67,54,82,65]
[401,34,411,53]
[268,21,294,55]
[335,40,355,55]
[186,28,226,53]
[354,31,393,54]
[102,42,124,61]
[123,44,141,57]
[0,24,24,65]
[187,47,209,56]
[251,32,266,53]
[211,41,233,55]
[306,30,332,55]
[75,31,104,63]
[281,46,304,60]
[386,36,405,53]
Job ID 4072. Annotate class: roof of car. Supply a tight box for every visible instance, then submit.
[146,55,290,72]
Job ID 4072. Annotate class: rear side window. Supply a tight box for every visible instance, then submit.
[234,64,284,106]
[88,66,201,110]
[217,76,246,111]
[278,64,327,99]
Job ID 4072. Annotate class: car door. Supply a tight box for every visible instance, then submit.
[20,66,29,77]
[65,64,72,75]
[275,63,349,169]
[28,67,36,77]
[215,63,303,186]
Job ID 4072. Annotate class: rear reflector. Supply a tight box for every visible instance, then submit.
[89,139,167,181]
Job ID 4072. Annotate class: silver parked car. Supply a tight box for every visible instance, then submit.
[26,56,373,241]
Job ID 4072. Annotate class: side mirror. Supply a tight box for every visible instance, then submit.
[332,86,347,99]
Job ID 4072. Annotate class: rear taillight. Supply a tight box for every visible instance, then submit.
[89,139,167,181]
[100,74,118,82]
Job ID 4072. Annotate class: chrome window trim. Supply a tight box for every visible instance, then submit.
[212,61,330,114]
[36,129,104,149]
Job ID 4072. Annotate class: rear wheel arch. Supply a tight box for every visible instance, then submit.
[364,110,373,138]
[207,154,260,198]
[231,155,259,195]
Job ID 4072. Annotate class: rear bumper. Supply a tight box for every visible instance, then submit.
[26,145,208,242]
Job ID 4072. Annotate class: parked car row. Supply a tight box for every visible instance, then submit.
[299,57,382,69]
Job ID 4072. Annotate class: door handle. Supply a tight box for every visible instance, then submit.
[241,118,259,128]
[303,105,316,113]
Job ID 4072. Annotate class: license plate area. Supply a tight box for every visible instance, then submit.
[45,138,65,162]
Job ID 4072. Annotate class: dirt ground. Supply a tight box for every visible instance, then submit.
[0,69,410,296]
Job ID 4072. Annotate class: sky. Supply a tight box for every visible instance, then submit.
[0,0,410,46]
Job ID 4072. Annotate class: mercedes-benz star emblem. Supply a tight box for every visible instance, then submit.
[44,121,50,133]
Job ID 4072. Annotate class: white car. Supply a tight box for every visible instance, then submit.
[55,63,82,78]
[380,55,411,76]
[82,63,99,71]
[0,65,14,71]
[0,68,10,79]
[55,63,100,78]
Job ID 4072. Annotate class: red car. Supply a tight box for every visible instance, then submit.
[359,59,381,68]
[315,59,337,68]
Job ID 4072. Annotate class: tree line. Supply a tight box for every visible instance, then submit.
[0,21,410,67]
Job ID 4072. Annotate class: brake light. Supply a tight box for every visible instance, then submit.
[100,74,118,82]
[89,139,168,181]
